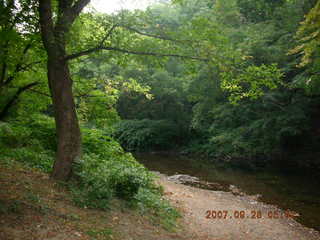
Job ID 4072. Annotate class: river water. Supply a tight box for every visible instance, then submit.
[135,152,320,231]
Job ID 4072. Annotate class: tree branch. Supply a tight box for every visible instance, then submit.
[99,24,118,46]
[3,76,14,87]
[27,88,51,97]
[71,0,91,19]
[54,0,90,41]
[0,82,39,120]
[63,0,90,26]
[0,40,10,85]
[2,59,42,87]
[3,43,34,86]
[18,61,43,72]
[59,0,72,13]
[120,25,189,43]
[65,46,209,62]
[39,0,55,52]
[0,63,7,85]
[65,46,101,60]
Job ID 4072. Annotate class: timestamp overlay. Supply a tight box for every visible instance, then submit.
[205,210,296,220]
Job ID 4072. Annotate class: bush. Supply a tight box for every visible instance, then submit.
[26,114,57,151]
[72,128,180,228]
[0,121,31,148]
[0,118,54,172]
[113,119,179,151]
[72,151,155,208]
[73,128,156,206]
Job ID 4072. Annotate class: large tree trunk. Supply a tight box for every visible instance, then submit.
[39,0,90,181]
[48,57,81,180]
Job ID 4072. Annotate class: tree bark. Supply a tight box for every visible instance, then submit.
[39,0,89,181]
[48,57,81,181]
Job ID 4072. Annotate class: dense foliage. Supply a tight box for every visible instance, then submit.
[114,119,180,151]
[109,0,320,173]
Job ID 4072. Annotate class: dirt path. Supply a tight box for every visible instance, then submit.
[158,175,320,240]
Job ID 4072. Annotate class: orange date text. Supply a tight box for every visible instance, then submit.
[205,210,295,220]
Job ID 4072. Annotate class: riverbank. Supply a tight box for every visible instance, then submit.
[135,152,320,231]
[1,161,320,240]
[157,174,320,240]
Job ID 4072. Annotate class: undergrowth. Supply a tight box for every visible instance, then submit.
[0,114,180,230]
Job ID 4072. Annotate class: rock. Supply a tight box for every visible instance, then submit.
[229,185,244,196]
[248,194,262,201]
[167,174,226,192]
[167,174,200,184]
[164,191,174,196]
[206,182,224,190]
[286,210,300,217]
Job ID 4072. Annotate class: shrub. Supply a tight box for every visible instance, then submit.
[113,119,179,151]
[72,128,156,207]
[73,128,180,228]
[0,119,54,172]
[26,114,57,151]
[72,150,155,208]
[0,122,31,148]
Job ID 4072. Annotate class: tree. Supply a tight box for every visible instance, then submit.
[0,0,42,120]
[289,0,320,91]
[38,0,207,181]
[38,0,90,180]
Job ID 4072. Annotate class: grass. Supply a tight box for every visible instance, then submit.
[86,228,113,239]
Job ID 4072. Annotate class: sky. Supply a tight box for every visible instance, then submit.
[90,0,154,13]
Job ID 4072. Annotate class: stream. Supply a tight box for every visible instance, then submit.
[135,152,320,231]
